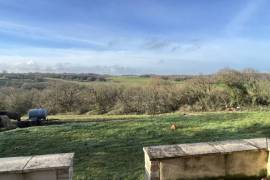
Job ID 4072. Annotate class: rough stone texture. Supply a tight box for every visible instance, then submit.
[225,150,268,177]
[144,145,186,161]
[24,153,74,172]
[0,153,74,180]
[57,168,73,180]
[144,138,269,180]
[160,154,226,180]
[211,139,260,153]
[144,148,160,180]
[244,138,268,149]
[0,174,23,180]
[0,156,32,173]
[24,170,57,180]
[180,142,220,156]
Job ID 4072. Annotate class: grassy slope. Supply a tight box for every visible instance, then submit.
[1,112,270,179]
[109,76,152,85]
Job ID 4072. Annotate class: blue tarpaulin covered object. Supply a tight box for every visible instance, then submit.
[28,108,48,120]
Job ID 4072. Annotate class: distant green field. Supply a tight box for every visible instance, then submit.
[46,76,150,86]
[109,76,186,85]
[109,76,152,85]
[45,77,100,86]
[46,76,153,86]
[46,75,183,86]
[1,112,270,179]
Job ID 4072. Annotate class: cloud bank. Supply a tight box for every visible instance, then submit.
[0,0,270,74]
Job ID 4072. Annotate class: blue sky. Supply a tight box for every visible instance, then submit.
[0,0,270,74]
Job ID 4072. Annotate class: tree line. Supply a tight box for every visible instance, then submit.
[1,68,270,115]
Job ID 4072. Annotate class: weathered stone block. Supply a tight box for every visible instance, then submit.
[0,153,74,180]
[160,154,226,180]
[144,138,269,180]
[225,150,268,177]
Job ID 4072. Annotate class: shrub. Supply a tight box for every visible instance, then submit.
[92,85,119,114]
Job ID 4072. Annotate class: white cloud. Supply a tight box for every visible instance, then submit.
[1,37,270,74]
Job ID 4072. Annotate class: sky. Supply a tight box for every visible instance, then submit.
[0,0,270,74]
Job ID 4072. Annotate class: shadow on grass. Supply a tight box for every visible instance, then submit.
[191,122,270,142]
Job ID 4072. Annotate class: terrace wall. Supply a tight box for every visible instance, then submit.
[144,138,269,180]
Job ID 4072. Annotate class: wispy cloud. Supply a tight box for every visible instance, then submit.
[141,38,202,53]
[225,0,266,36]
[0,20,108,49]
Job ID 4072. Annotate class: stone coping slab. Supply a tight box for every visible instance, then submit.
[144,138,268,160]
[0,153,74,174]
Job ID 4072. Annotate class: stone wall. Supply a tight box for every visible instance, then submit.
[0,153,74,180]
[144,138,269,180]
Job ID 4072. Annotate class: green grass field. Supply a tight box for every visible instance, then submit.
[1,112,270,179]
[106,76,183,85]
[47,113,151,122]
[109,76,152,85]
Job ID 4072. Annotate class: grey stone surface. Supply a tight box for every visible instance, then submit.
[0,153,74,174]
[0,156,32,173]
[211,139,262,153]
[244,138,268,149]
[144,145,186,160]
[144,138,267,160]
[24,153,74,172]
[180,142,219,156]
[160,154,226,179]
